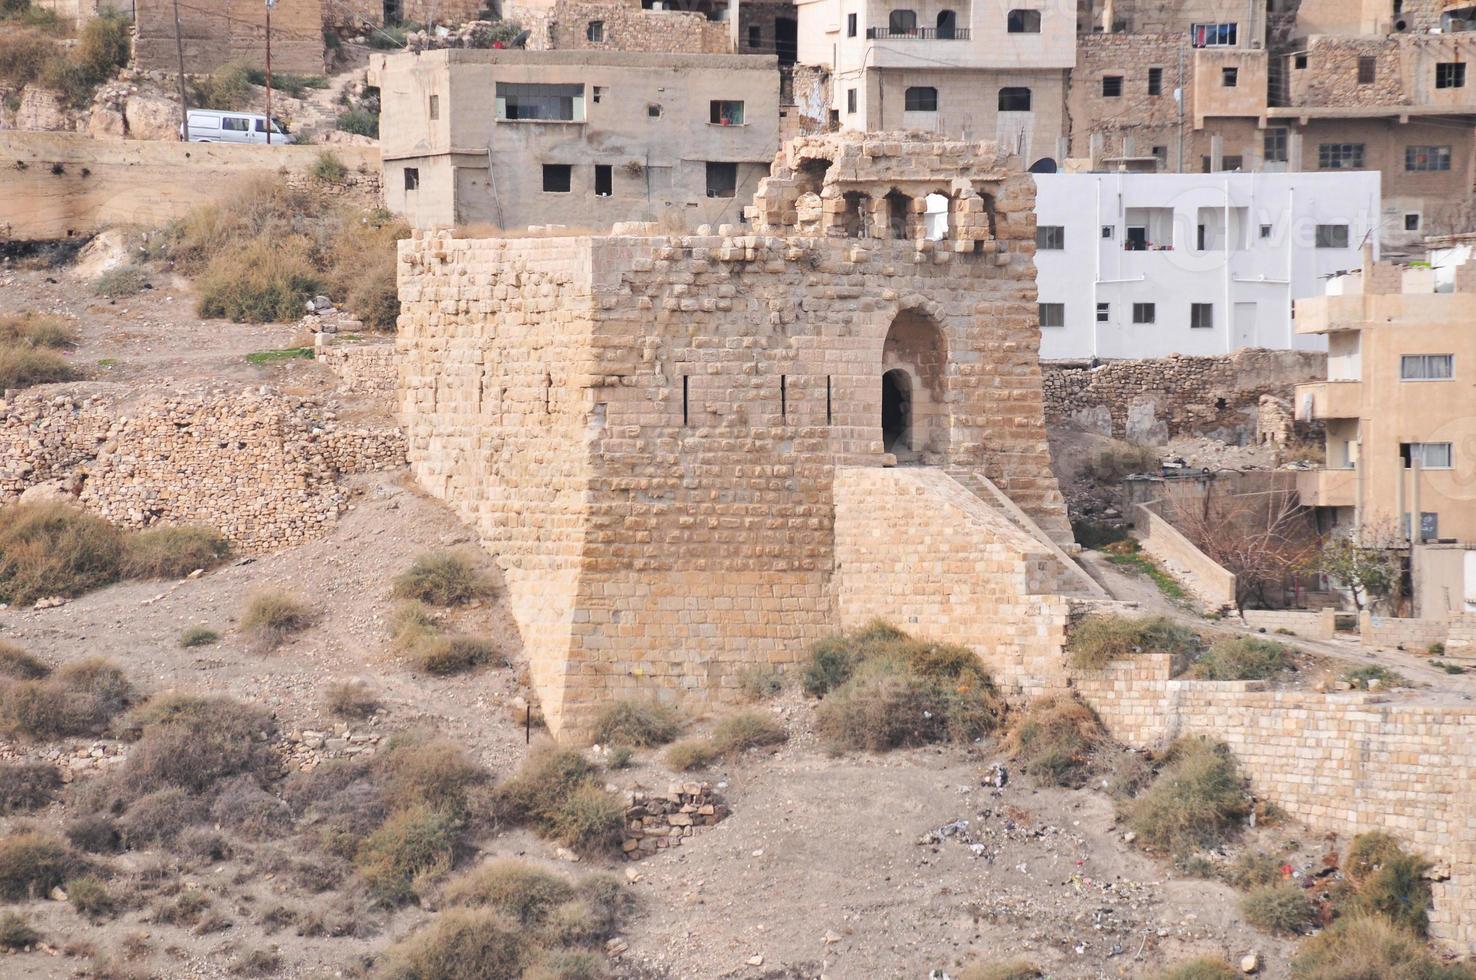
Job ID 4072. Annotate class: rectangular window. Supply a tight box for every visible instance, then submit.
[647,103,662,117]
[1260,224,1273,239]
[1096,302,1110,323]
[1264,127,1288,163]
[1152,145,1168,168]
[1035,225,1065,249]
[1190,22,1238,47]
[748,24,760,47]
[705,161,738,198]
[1222,67,1239,87]
[1039,303,1065,328]
[403,167,420,191]
[1405,213,1421,231]
[1403,442,1453,469]
[1317,143,1365,169]
[1101,225,1114,239]
[904,86,938,111]
[1132,302,1156,324]
[710,100,745,125]
[594,164,612,197]
[1315,224,1350,248]
[1436,62,1467,88]
[222,117,249,132]
[542,164,572,192]
[1401,354,1453,380]
[1191,303,1214,329]
[1294,53,1308,69]
[592,86,605,103]
[847,12,856,36]
[1222,155,1243,171]
[428,94,440,119]
[846,88,857,113]
[1358,56,1377,85]
[1148,67,1163,96]
[1405,145,1452,171]
[1102,75,1123,97]
[498,83,585,121]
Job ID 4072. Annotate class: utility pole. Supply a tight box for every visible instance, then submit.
[264,0,277,146]
[173,0,190,140]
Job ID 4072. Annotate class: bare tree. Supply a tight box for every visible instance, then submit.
[1319,519,1405,613]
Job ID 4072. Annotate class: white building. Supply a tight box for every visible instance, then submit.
[1033,170,1382,361]
[793,0,1073,165]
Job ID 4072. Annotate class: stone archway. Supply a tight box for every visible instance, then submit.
[882,308,948,461]
[881,368,912,453]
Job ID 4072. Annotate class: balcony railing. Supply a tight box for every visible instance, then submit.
[866,26,971,39]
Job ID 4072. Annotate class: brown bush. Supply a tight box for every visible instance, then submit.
[392,551,493,606]
[326,213,411,331]
[354,804,463,905]
[0,911,38,951]
[0,761,60,813]
[1001,694,1106,788]
[0,832,76,900]
[1123,736,1248,857]
[0,656,133,740]
[1155,959,1238,980]
[495,744,624,857]
[197,237,323,324]
[239,588,315,652]
[120,693,278,795]
[380,907,528,980]
[664,737,718,772]
[324,679,380,719]
[590,699,683,748]
[443,859,576,925]
[121,525,229,579]
[116,787,209,847]
[0,28,65,91]
[1240,882,1315,935]
[1343,832,1434,936]
[67,875,117,921]
[65,815,120,854]
[815,657,1004,752]
[377,736,488,815]
[0,313,77,349]
[1067,614,1199,670]
[409,633,501,676]
[957,963,1042,980]
[708,711,787,756]
[0,344,76,389]
[1289,914,1475,979]
[0,503,125,606]
[209,775,292,839]
[0,642,50,680]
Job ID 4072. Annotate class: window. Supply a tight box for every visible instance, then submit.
[403,167,420,191]
[710,100,745,125]
[1222,155,1243,171]
[1191,303,1214,329]
[1147,67,1163,95]
[1197,224,1208,250]
[1357,56,1376,84]
[1403,442,1453,469]
[428,94,439,120]
[498,83,585,121]
[595,164,612,197]
[1132,303,1155,324]
[1294,53,1308,69]
[1101,225,1114,239]
[1152,145,1168,167]
[904,86,938,111]
[888,9,916,33]
[1406,145,1451,171]
[1222,67,1238,87]
[1260,223,1273,239]
[1006,8,1040,32]
[1401,354,1453,380]
[592,86,605,103]
[222,117,249,132]
[1436,62,1467,88]
[647,103,662,117]
[1039,303,1065,328]
[1315,224,1350,248]
[846,12,856,36]
[1317,143,1365,169]
[1096,303,1110,322]
[1190,22,1238,47]
[748,24,760,47]
[706,161,738,198]
[1102,75,1123,97]
[1036,225,1065,249]
[846,88,857,113]
[542,164,572,192]
[1264,127,1287,163]
[998,87,1032,111]
[1405,213,1421,231]
[586,19,604,41]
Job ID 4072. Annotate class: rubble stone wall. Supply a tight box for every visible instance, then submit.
[506,0,731,53]
[1074,653,1476,949]
[0,387,404,554]
[325,0,487,27]
[136,0,325,75]
[315,341,399,399]
[1042,349,1326,445]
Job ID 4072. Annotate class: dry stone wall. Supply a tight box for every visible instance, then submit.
[506,0,731,53]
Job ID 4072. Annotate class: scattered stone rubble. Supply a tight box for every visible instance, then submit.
[282,723,383,771]
[0,739,126,782]
[622,781,728,859]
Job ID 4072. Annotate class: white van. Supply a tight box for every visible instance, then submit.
[182,109,296,145]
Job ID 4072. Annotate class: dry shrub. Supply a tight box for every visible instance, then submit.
[67,875,116,921]
[209,775,292,839]
[0,642,49,680]
[495,745,624,857]
[380,907,528,980]
[0,832,76,900]
[326,213,411,331]
[121,694,277,795]
[444,860,575,925]
[240,588,315,652]
[0,28,65,91]
[0,657,133,740]
[0,503,125,606]
[0,911,38,951]
[393,551,492,606]
[737,664,785,701]
[93,267,148,299]
[233,948,282,977]
[664,737,718,772]
[708,711,787,756]
[524,949,607,980]
[0,761,60,813]
[66,815,120,854]
[192,63,252,110]
[325,679,380,719]
[1188,637,1294,681]
[1123,736,1248,857]
[1155,959,1238,980]
[116,787,209,847]
[197,237,323,323]
[1289,914,1474,980]
[801,619,908,696]
[1223,849,1286,891]
[121,525,229,579]
[0,344,76,389]
[1343,832,1434,935]
[179,626,219,648]
[816,657,1004,752]
[0,312,76,349]
[957,963,1042,980]
[411,634,501,676]
[153,889,210,927]
[354,803,463,905]
[1240,882,1315,935]
[1067,614,1199,670]
[1001,694,1106,788]
[589,699,682,748]
[377,736,488,815]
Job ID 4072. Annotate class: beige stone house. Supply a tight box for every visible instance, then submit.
[371,48,780,230]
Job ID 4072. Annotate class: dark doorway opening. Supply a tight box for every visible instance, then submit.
[384,0,403,25]
[774,17,798,64]
[881,369,911,454]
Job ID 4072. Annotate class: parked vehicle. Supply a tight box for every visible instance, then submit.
[181,109,295,145]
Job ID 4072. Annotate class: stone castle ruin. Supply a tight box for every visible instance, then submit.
[398,132,1104,736]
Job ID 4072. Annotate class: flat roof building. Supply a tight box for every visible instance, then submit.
[371,49,780,230]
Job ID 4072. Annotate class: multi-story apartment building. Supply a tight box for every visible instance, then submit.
[1072,0,1476,257]
[372,49,779,230]
[1033,170,1379,359]
[792,0,1073,165]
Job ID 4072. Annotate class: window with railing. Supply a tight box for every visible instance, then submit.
[866,24,971,38]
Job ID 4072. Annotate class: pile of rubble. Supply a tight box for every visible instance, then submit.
[622,781,728,859]
[281,724,383,771]
[0,739,126,782]
[355,19,521,52]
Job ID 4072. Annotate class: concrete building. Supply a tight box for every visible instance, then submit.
[1294,257,1476,616]
[371,48,780,230]
[1032,170,1380,360]
[792,0,1073,164]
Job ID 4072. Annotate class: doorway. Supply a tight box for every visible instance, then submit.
[882,369,912,454]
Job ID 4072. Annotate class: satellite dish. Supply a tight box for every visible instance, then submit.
[511,29,531,47]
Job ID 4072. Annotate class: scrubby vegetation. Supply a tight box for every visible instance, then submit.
[390,601,501,676]
[1002,694,1106,788]
[240,588,315,652]
[1102,540,1190,603]
[92,266,148,299]
[1342,664,1408,690]
[957,962,1043,980]
[311,150,348,184]
[0,312,77,389]
[179,626,220,648]
[1188,637,1294,681]
[0,656,133,740]
[737,664,785,701]
[493,744,624,857]
[590,699,682,748]
[1121,736,1248,858]
[0,831,77,900]
[1066,614,1199,670]
[325,679,380,719]
[1156,959,1239,980]
[121,525,229,579]
[802,622,1006,751]
[1289,914,1475,979]
[663,710,787,771]
[1241,882,1316,935]
[1342,832,1434,935]
[0,762,59,813]
[393,551,493,606]
[166,178,410,329]
[0,9,128,107]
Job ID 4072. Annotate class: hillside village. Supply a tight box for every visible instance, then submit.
[0,1,1474,979]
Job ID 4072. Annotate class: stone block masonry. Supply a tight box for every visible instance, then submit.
[398,132,1076,738]
[622,782,728,859]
